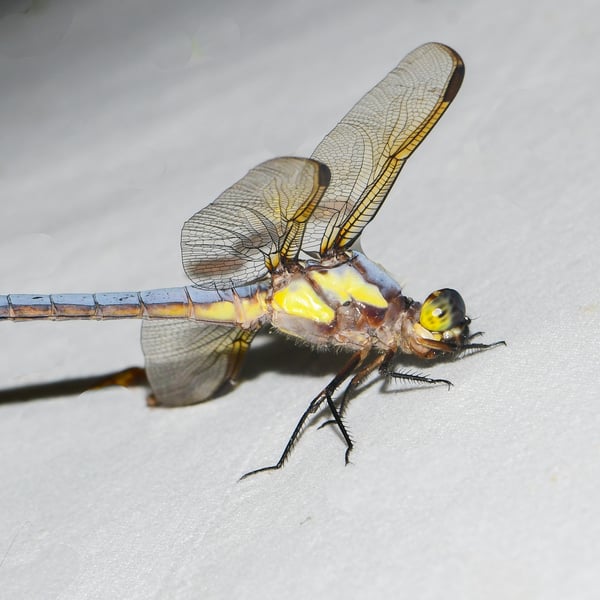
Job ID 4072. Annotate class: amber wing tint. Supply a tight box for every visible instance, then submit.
[302,42,464,255]
[181,157,329,289]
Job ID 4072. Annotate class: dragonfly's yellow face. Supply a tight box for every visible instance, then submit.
[413,288,470,353]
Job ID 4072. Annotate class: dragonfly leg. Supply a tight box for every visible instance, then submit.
[324,390,354,465]
[372,348,451,388]
[466,331,484,341]
[459,339,506,354]
[381,368,453,389]
[240,350,364,480]
[318,351,388,429]
[320,350,454,438]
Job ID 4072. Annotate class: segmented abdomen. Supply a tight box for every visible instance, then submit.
[0,288,195,320]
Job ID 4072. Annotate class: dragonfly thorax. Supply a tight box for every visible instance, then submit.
[268,252,412,352]
[265,250,472,361]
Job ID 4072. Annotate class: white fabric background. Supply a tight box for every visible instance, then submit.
[1,1,599,598]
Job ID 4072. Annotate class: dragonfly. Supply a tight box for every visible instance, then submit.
[1,43,503,478]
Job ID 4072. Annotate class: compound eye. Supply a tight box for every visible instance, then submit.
[419,288,466,332]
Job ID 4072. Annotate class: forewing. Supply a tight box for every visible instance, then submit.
[302,42,464,255]
[182,157,329,289]
[142,319,257,407]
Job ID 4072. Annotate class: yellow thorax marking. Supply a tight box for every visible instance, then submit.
[272,279,335,324]
[309,266,388,309]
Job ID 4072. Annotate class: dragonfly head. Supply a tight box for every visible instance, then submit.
[410,288,470,357]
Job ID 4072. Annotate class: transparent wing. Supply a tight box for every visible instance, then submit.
[301,42,464,255]
[141,319,257,407]
[182,157,330,289]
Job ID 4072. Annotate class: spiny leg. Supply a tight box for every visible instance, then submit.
[459,339,506,354]
[380,370,453,389]
[318,350,452,435]
[381,339,506,384]
[375,348,451,388]
[466,331,484,342]
[240,350,364,480]
[240,392,328,480]
[318,352,388,429]
[318,340,505,453]
[338,352,388,418]
[321,351,399,464]
[323,391,354,465]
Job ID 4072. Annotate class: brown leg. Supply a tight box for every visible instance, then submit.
[379,347,453,388]
[319,349,452,433]
[317,351,388,430]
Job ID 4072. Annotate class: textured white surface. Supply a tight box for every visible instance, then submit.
[1,1,599,598]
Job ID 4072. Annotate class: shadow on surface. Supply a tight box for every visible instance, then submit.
[0,335,346,405]
[0,367,148,404]
[0,332,495,405]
